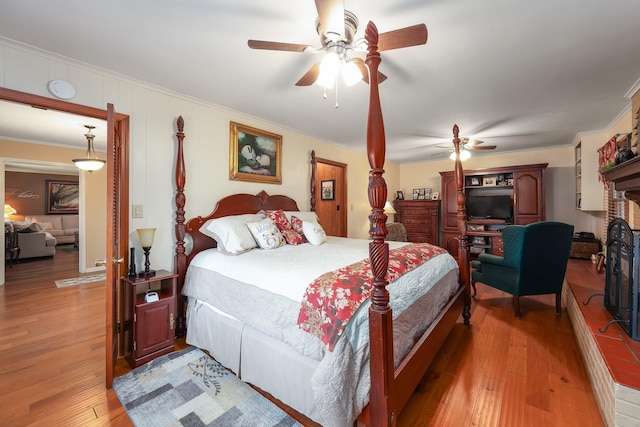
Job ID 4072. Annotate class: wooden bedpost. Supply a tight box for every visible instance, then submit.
[174,116,187,337]
[452,125,471,325]
[365,21,394,427]
[310,150,316,212]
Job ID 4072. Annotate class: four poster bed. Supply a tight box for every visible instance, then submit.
[173,22,471,427]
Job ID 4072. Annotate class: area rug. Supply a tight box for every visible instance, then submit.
[54,273,105,288]
[113,346,303,427]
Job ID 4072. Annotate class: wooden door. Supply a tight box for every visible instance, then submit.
[105,104,129,388]
[314,158,347,237]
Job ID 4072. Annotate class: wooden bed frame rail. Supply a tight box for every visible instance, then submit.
[173,20,470,427]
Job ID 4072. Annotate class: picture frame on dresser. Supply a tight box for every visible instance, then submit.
[396,190,404,200]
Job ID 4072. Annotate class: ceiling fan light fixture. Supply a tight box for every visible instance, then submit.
[73,125,106,172]
[343,58,363,86]
[450,148,471,161]
[316,51,341,88]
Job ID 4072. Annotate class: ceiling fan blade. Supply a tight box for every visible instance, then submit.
[465,139,484,147]
[378,24,428,51]
[352,57,387,84]
[315,0,345,41]
[471,145,497,150]
[295,63,321,86]
[248,40,311,52]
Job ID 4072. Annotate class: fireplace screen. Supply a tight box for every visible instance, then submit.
[604,218,640,341]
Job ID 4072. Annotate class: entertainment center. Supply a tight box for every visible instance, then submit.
[440,163,548,257]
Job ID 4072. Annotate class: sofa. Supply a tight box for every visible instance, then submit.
[5,221,57,259]
[24,214,79,245]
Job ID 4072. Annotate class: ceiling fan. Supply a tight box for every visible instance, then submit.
[247,0,428,87]
[431,138,497,160]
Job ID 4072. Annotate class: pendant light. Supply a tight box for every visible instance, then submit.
[73,125,106,172]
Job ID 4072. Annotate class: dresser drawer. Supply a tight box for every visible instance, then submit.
[406,233,432,243]
[404,224,431,234]
[402,208,435,217]
[403,217,434,226]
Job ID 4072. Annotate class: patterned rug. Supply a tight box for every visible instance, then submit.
[113,346,303,427]
[54,273,105,288]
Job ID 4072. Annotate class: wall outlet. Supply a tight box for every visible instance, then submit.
[132,204,143,218]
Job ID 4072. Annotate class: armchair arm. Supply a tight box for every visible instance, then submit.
[476,252,509,267]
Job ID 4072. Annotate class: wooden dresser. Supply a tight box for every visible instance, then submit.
[392,200,440,245]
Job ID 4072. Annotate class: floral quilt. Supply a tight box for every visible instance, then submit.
[297,243,447,351]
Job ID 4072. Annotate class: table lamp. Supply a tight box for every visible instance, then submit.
[4,204,17,219]
[136,228,156,277]
[383,201,396,222]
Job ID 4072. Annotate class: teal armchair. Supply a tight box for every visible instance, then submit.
[471,221,574,318]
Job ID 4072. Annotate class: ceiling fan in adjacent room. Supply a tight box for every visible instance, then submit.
[432,138,497,160]
[247,0,428,88]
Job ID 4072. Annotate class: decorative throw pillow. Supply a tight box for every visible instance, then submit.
[289,216,309,243]
[284,211,318,224]
[39,221,54,231]
[199,213,265,255]
[263,209,292,232]
[247,218,286,250]
[281,229,306,245]
[302,221,327,246]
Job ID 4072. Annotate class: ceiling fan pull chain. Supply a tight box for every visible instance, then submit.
[323,87,328,99]
[335,79,339,109]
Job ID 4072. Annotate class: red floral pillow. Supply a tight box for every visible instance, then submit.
[264,209,292,232]
[282,229,306,245]
[290,215,308,243]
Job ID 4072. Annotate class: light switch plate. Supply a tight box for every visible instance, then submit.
[132,204,143,218]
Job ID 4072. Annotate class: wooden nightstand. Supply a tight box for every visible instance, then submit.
[122,269,177,367]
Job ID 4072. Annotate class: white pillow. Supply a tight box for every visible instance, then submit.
[246,218,286,250]
[302,221,327,246]
[39,221,54,231]
[284,211,318,224]
[199,213,265,255]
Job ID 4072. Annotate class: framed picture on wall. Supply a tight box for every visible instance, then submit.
[45,180,79,214]
[321,179,335,200]
[229,121,282,184]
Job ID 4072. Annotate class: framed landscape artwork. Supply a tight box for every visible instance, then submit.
[46,180,79,214]
[229,121,282,184]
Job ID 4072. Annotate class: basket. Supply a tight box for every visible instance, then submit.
[570,238,601,259]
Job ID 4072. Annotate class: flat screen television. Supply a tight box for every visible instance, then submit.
[467,195,513,221]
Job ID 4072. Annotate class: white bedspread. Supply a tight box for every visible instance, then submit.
[182,236,460,426]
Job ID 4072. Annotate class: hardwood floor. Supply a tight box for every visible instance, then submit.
[0,252,604,426]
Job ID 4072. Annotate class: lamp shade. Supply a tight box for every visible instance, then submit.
[4,204,17,218]
[384,201,397,214]
[73,125,106,172]
[136,228,156,248]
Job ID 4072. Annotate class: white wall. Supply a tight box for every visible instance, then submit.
[0,38,400,272]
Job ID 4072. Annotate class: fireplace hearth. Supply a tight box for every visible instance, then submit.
[603,218,640,340]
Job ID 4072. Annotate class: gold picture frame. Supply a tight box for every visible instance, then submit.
[229,121,282,184]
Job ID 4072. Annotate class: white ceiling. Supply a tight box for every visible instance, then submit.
[0,0,639,164]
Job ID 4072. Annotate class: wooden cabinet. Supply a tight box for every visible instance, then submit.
[440,163,547,257]
[123,270,177,368]
[393,200,440,245]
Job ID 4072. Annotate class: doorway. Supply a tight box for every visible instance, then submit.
[0,87,129,387]
[313,155,347,237]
